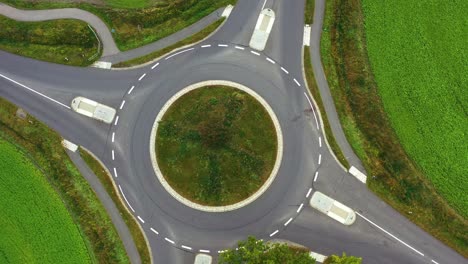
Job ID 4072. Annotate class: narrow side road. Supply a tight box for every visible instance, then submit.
[0,3,119,56]
[67,150,142,264]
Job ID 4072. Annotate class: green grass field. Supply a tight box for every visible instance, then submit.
[0,139,91,263]
[156,86,277,206]
[0,15,100,66]
[362,0,468,217]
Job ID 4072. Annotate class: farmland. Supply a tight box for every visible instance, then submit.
[0,139,91,263]
[362,0,468,217]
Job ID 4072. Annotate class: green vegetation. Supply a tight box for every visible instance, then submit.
[305,0,315,24]
[219,237,315,264]
[156,86,277,206]
[3,0,236,51]
[324,253,362,264]
[304,48,349,169]
[0,98,130,263]
[320,0,467,256]
[0,15,100,66]
[362,0,468,217]
[79,148,151,264]
[114,18,224,68]
[0,139,92,263]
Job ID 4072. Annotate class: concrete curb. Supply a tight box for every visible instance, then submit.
[149,80,283,212]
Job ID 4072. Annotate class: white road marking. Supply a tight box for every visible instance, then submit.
[262,0,268,10]
[165,48,195,60]
[164,237,175,244]
[431,260,440,264]
[266,57,275,64]
[294,78,301,87]
[151,62,160,70]
[137,216,145,223]
[201,44,211,48]
[318,154,322,165]
[297,203,304,213]
[113,167,118,178]
[112,132,115,142]
[119,100,126,110]
[284,217,293,226]
[319,136,322,147]
[235,46,245,50]
[218,44,228,47]
[138,73,146,81]
[114,115,119,126]
[112,149,115,160]
[314,171,319,182]
[181,245,192,250]
[303,92,320,130]
[269,230,279,237]
[281,67,289,74]
[250,50,260,56]
[150,228,159,235]
[0,73,71,109]
[355,212,425,257]
[306,188,313,198]
[199,249,210,253]
[118,185,135,212]
[128,85,135,94]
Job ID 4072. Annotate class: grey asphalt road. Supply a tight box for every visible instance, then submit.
[0,2,119,57]
[0,0,465,263]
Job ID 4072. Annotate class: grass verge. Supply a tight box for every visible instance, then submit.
[113,18,224,68]
[2,0,235,51]
[79,147,151,264]
[320,0,467,256]
[0,139,92,263]
[0,98,130,263]
[303,48,349,169]
[156,86,277,206]
[305,0,315,24]
[0,15,100,66]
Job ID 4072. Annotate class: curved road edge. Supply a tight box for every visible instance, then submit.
[0,2,119,57]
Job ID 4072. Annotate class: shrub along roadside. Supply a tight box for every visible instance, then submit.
[79,147,151,264]
[320,0,467,256]
[113,18,225,68]
[0,15,100,66]
[2,0,235,51]
[303,48,349,169]
[0,98,130,263]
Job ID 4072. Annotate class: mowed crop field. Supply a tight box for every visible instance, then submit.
[0,139,91,263]
[362,0,468,216]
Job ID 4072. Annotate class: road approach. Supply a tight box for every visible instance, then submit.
[0,0,465,263]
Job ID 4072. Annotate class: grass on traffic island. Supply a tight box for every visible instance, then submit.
[156,86,277,206]
[0,98,130,263]
[0,15,100,66]
[79,148,151,264]
[113,18,224,68]
[320,0,467,256]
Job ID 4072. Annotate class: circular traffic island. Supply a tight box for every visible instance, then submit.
[154,84,280,210]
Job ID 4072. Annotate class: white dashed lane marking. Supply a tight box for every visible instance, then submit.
[150,228,159,235]
[297,203,304,213]
[111,132,115,142]
[266,57,275,64]
[319,136,322,147]
[306,188,312,198]
[284,217,293,226]
[137,216,145,223]
[218,44,228,47]
[235,46,245,50]
[111,149,115,160]
[199,249,210,253]
[138,73,146,81]
[250,50,260,56]
[114,115,119,126]
[128,85,135,95]
[113,167,118,178]
[201,44,211,48]
[165,238,175,245]
[151,62,160,70]
[281,67,289,74]
[269,230,279,237]
[314,171,319,182]
[431,260,440,264]
[294,78,301,87]
[119,100,126,110]
[165,48,194,60]
[318,154,322,165]
[181,245,192,250]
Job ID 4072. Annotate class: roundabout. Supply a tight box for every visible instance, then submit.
[150,81,283,211]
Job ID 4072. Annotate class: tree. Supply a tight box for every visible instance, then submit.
[324,253,362,264]
[219,236,315,264]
